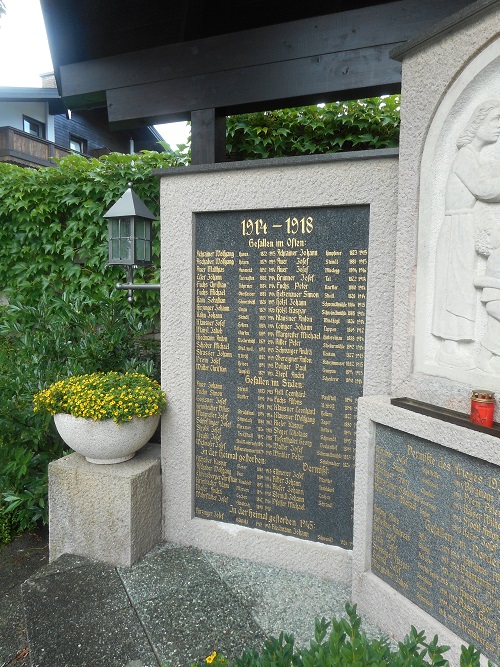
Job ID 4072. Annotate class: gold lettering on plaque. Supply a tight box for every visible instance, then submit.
[195,208,369,548]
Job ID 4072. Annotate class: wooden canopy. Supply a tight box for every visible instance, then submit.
[40,0,475,163]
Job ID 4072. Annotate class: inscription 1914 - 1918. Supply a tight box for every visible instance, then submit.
[194,206,369,547]
[373,425,500,661]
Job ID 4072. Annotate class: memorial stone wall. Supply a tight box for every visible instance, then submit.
[373,425,500,660]
[160,153,397,579]
[352,4,500,664]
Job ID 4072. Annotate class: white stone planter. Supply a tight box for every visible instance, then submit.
[53,413,160,464]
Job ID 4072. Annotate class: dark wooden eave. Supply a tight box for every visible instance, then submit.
[40,0,475,163]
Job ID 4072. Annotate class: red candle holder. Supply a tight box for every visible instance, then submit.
[470,389,495,428]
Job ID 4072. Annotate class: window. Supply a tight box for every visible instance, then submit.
[69,135,87,154]
[23,115,45,139]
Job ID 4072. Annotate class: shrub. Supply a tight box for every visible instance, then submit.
[226,96,400,160]
[0,150,187,323]
[0,502,11,547]
[0,293,161,536]
[186,604,498,667]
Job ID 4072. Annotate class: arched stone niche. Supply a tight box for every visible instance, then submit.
[415,37,500,390]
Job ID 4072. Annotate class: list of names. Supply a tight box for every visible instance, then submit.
[373,425,500,661]
[195,206,369,546]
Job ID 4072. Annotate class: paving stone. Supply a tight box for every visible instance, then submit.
[22,560,131,624]
[136,579,265,667]
[0,587,29,666]
[118,544,217,604]
[25,606,158,667]
[0,529,49,666]
[1,536,385,667]
[0,528,48,596]
[22,559,157,667]
[204,551,350,646]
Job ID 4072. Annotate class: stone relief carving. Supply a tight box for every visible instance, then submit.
[474,211,500,372]
[432,100,500,372]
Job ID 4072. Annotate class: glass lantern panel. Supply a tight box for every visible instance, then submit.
[121,218,131,238]
[111,239,120,260]
[120,238,132,260]
[136,219,145,239]
[111,219,120,238]
[135,239,145,262]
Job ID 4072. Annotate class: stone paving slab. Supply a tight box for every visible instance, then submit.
[0,529,49,596]
[120,544,266,666]
[1,536,385,667]
[204,551,351,645]
[21,555,158,667]
[23,556,132,622]
[0,588,28,666]
[117,543,217,605]
[0,528,48,667]
[136,581,266,666]
[25,604,159,667]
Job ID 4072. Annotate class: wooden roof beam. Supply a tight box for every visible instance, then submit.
[58,0,469,115]
[106,43,402,127]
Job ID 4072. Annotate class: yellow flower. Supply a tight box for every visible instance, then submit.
[33,371,166,424]
[206,652,217,664]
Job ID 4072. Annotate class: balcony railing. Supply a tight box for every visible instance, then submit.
[0,126,73,168]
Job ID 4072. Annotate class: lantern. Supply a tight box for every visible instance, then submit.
[104,183,156,267]
[103,183,160,303]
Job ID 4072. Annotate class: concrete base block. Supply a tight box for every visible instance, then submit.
[49,442,162,567]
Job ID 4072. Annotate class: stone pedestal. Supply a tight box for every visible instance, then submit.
[48,442,162,567]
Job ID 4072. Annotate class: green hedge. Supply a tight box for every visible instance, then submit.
[0,150,187,321]
[226,97,400,160]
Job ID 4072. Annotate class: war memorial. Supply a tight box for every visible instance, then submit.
[47,1,500,663]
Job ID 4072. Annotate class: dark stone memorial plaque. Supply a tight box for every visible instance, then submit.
[194,206,369,547]
[373,425,500,661]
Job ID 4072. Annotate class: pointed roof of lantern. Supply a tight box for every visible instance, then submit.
[104,184,156,220]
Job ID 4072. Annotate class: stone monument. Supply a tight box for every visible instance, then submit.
[48,2,500,663]
[353,3,500,664]
[158,153,398,581]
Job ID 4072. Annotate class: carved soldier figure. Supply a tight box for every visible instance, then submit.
[432,100,500,368]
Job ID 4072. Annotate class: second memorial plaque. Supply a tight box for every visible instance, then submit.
[195,206,369,546]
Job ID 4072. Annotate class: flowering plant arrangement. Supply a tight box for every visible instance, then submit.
[33,371,166,424]
[187,652,229,667]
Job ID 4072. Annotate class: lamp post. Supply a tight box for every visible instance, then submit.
[104,183,160,303]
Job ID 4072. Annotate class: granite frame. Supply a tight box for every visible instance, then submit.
[158,150,398,581]
[351,3,500,660]
[352,395,500,663]
[391,1,500,411]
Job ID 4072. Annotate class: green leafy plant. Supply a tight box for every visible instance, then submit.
[226,97,400,161]
[158,96,400,162]
[0,501,11,547]
[0,150,187,323]
[0,293,162,537]
[200,652,231,666]
[183,604,498,667]
[34,371,166,424]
